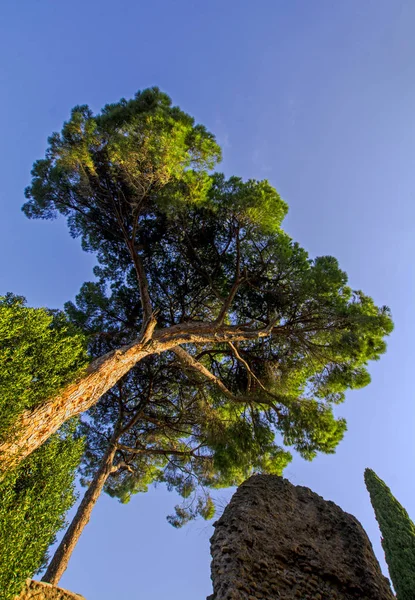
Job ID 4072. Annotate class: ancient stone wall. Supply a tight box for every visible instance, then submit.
[209,475,394,600]
[15,579,85,600]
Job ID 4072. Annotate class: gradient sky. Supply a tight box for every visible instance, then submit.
[1,1,414,598]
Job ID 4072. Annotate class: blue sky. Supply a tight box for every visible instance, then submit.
[1,1,414,597]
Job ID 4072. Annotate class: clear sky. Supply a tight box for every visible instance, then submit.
[1,1,414,598]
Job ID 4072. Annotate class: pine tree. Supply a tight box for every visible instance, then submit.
[39,255,391,586]
[364,468,415,599]
[0,88,393,471]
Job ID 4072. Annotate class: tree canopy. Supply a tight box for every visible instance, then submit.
[67,290,293,524]
[0,87,392,473]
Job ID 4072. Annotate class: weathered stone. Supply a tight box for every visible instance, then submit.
[209,475,394,600]
[15,579,85,600]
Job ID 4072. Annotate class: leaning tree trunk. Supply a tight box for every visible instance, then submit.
[42,439,118,585]
[0,335,151,474]
[0,322,268,472]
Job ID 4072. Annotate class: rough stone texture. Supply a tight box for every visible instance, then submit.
[209,475,395,600]
[15,579,85,600]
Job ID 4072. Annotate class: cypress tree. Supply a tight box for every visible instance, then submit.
[0,427,83,599]
[0,294,87,599]
[364,468,415,599]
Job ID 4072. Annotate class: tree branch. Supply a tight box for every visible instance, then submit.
[127,241,154,331]
[227,341,282,412]
[215,226,244,326]
[172,346,249,404]
[215,278,244,326]
[112,461,135,474]
[0,320,284,471]
[116,443,201,458]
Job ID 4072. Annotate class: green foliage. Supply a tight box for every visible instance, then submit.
[167,495,215,528]
[0,424,83,600]
[0,295,87,597]
[278,400,347,460]
[365,468,415,600]
[207,174,288,234]
[206,415,292,481]
[0,294,88,442]
[23,87,221,253]
[69,286,293,529]
[21,87,393,531]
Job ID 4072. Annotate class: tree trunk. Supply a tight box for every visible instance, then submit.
[0,328,153,474]
[41,439,118,585]
[0,322,271,472]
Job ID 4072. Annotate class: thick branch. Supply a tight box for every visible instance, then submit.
[0,321,280,471]
[227,341,283,411]
[172,346,250,404]
[215,278,244,326]
[215,227,244,325]
[127,241,154,329]
[227,341,254,391]
[112,461,134,474]
[116,443,201,458]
